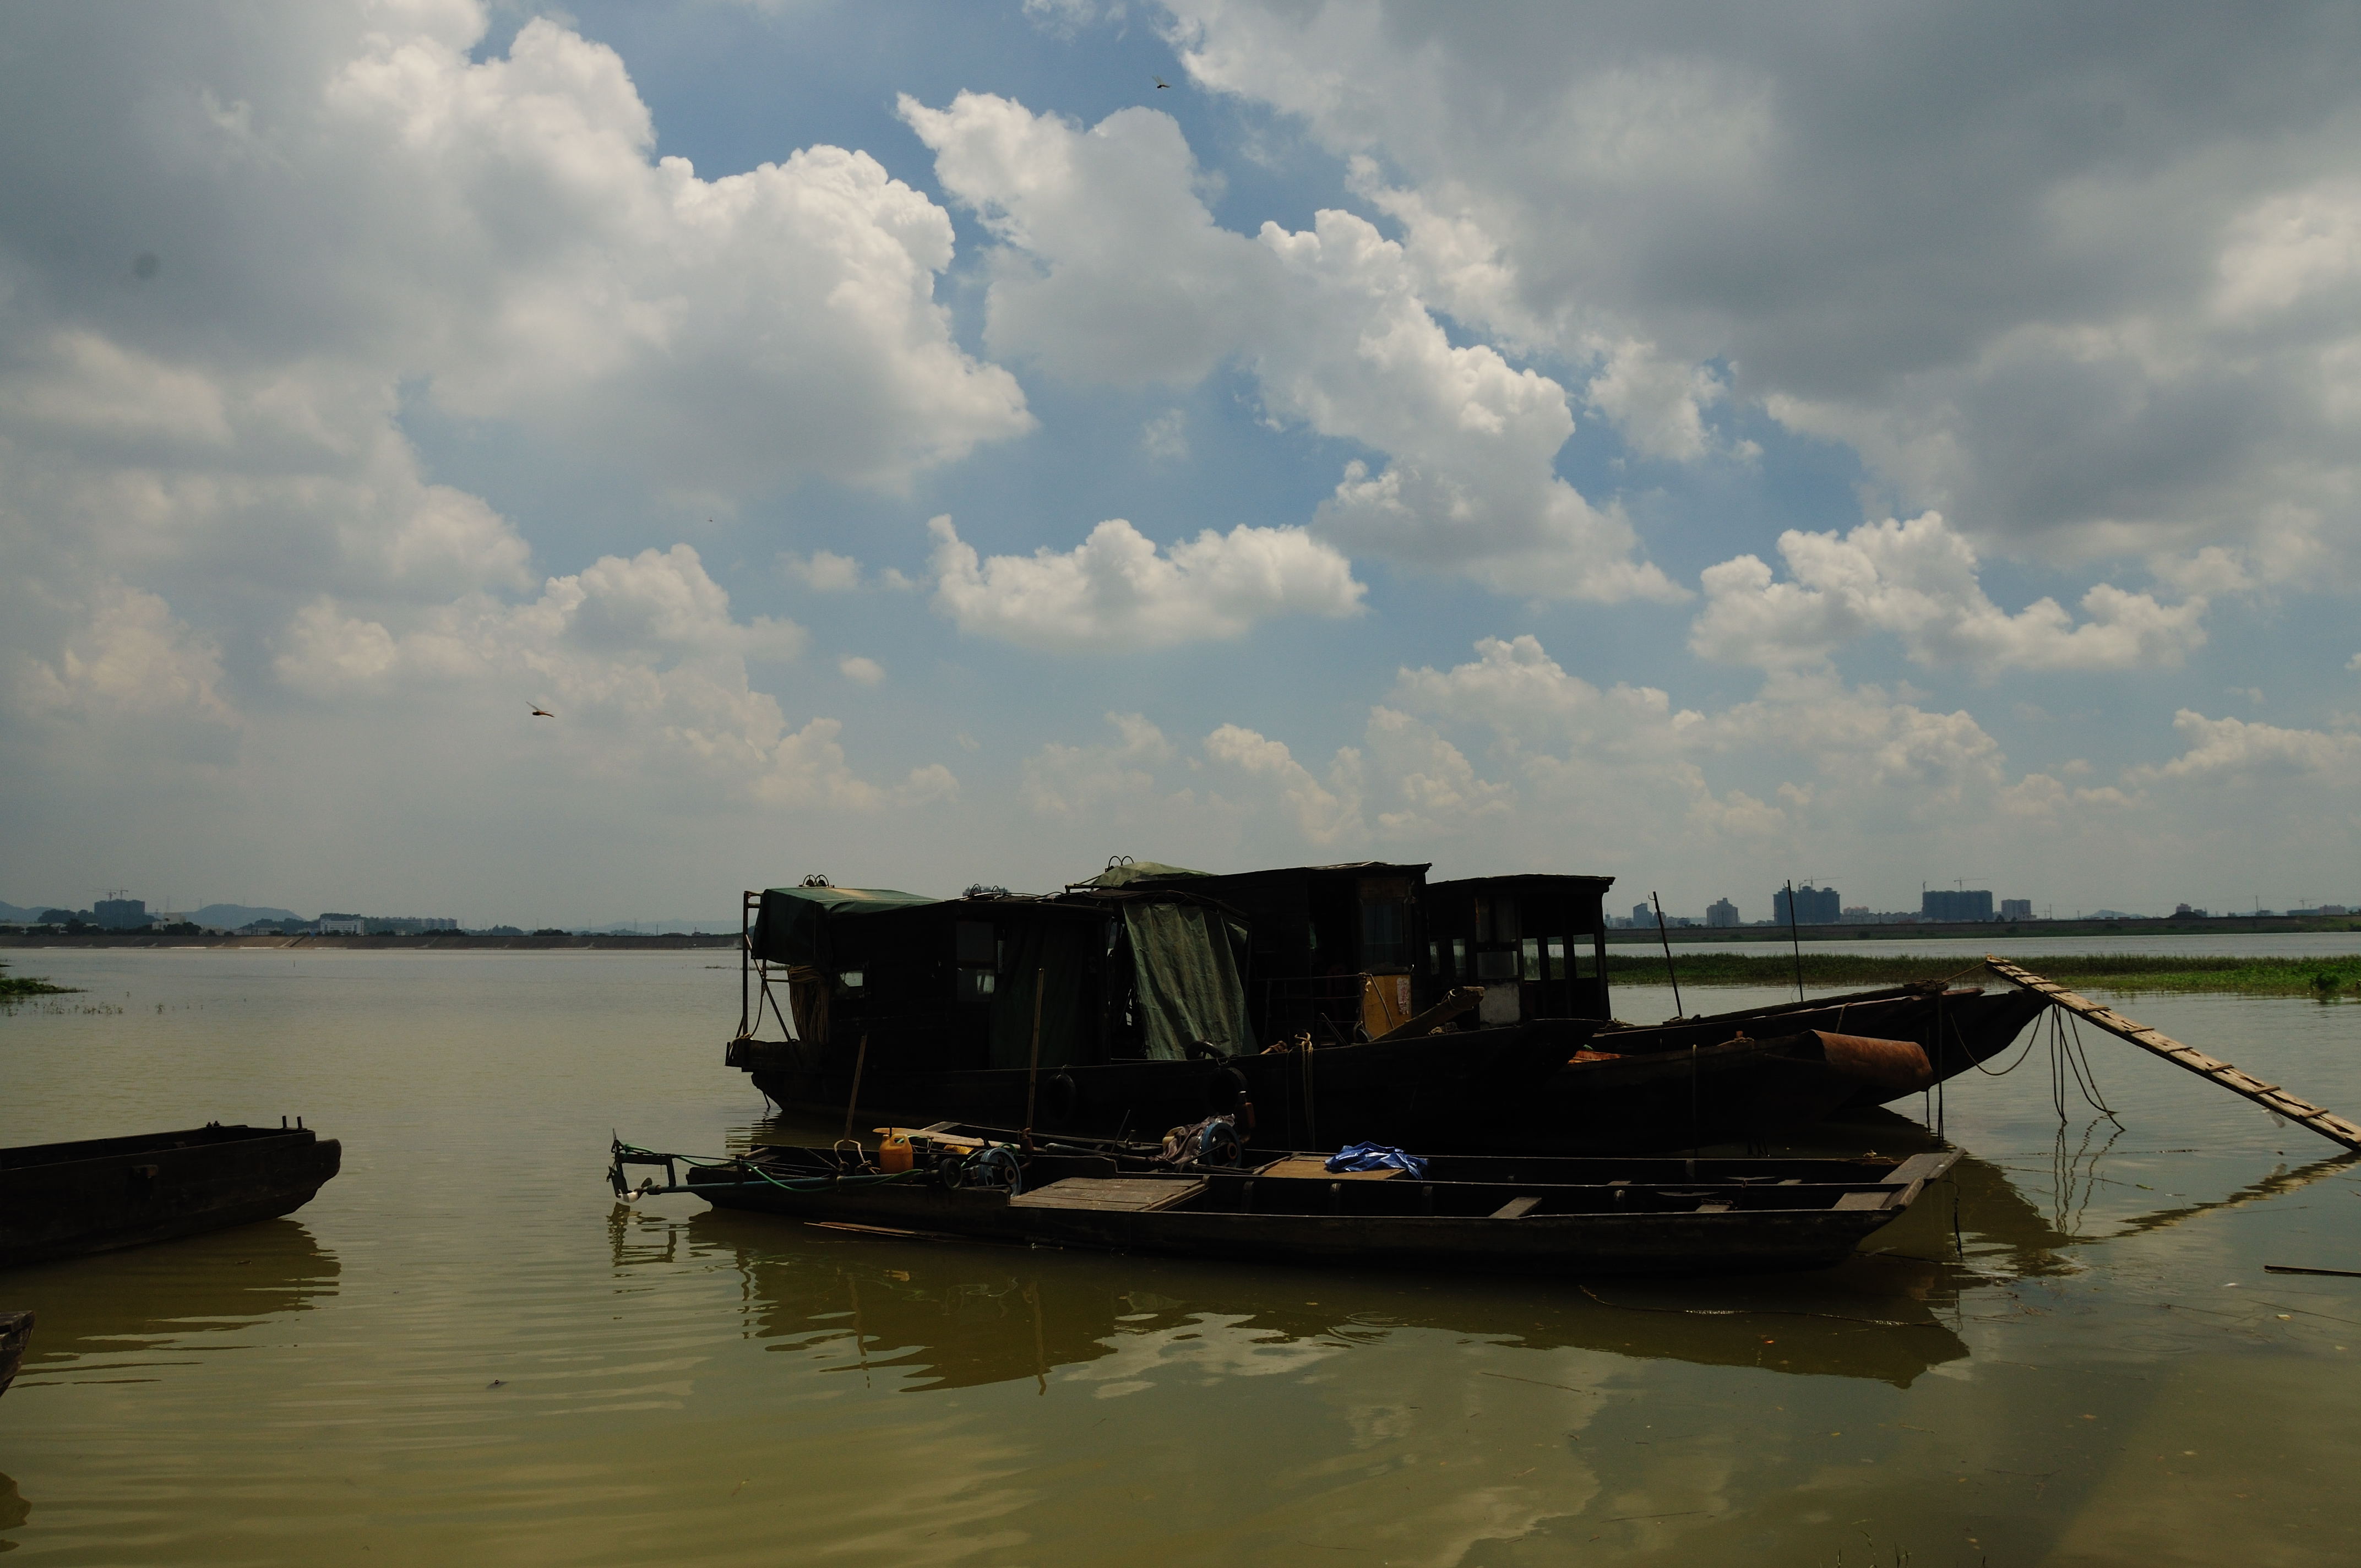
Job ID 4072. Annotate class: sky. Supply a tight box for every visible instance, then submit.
[3,0,2358,927]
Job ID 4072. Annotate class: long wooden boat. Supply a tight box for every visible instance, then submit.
[0,1123,340,1270]
[0,1309,28,1398]
[1595,984,2049,1095]
[618,1136,1957,1278]
[1497,985,2053,1153]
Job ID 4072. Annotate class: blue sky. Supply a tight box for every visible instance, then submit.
[3,1,2357,925]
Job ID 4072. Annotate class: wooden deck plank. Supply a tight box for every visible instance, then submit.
[1986,957,2361,1152]
[1253,1156,1400,1181]
[1009,1177,1207,1212]
[1490,1195,1542,1219]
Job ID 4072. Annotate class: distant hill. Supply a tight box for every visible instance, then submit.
[192,903,302,928]
[0,900,55,923]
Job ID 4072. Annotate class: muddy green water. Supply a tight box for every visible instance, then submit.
[3,948,2359,1566]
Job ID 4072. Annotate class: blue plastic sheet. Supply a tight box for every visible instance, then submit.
[1324,1142,1429,1179]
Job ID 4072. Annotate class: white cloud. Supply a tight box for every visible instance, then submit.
[15,581,237,729]
[1024,712,1177,816]
[926,513,1366,650]
[902,90,1681,603]
[783,551,865,592]
[1165,3,2361,585]
[1690,513,2208,675]
[1140,409,1189,462]
[264,544,944,811]
[837,655,884,685]
[1581,337,1740,464]
[2134,710,2361,782]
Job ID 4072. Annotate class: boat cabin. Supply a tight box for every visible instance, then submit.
[1421,874,1613,1024]
[742,883,1256,1071]
[1084,860,1429,1046]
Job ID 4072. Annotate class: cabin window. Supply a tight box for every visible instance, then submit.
[1544,937,1565,979]
[1428,938,1446,976]
[1360,900,1411,967]
[836,968,866,997]
[1573,944,1600,980]
[1475,949,1517,981]
[1477,896,1520,944]
[1451,937,1468,974]
[1521,937,1542,980]
[957,969,997,1003]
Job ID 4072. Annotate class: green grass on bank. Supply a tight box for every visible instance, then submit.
[1604,951,2361,998]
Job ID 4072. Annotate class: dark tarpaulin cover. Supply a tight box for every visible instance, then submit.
[1123,902,1254,1060]
[750,885,938,968]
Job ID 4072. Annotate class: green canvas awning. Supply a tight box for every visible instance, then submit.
[750,884,939,968]
[1075,859,1211,889]
[1122,900,1253,1059]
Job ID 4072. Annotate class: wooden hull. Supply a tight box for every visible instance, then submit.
[0,1309,28,1398]
[0,1125,341,1270]
[682,1152,1952,1278]
[1498,1037,1883,1155]
[737,1017,1600,1148]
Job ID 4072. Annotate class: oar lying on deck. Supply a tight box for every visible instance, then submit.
[1985,955,2361,1153]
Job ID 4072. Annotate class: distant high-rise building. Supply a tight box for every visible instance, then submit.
[1773,885,1841,924]
[91,897,151,930]
[1706,897,1739,927]
[317,912,365,934]
[1632,902,1656,928]
[1999,898,2032,920]
[1923,889,1995,922]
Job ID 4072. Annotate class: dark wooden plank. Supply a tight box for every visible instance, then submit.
[1987,957,2361,1152]
[1491,1195,1542,1219]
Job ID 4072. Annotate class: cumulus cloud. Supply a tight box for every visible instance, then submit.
[1024,712,1178,816]
[1167,2,2361,584]
[2132,710,2361,782]
[267,545,944,810]
[15,581,237,731]
[837,655,885,685]
[1690,513,2208,675]
[783,551,865,592]
[902,90,1681,602]
[926,513,1365,650]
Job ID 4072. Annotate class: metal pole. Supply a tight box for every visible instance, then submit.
[1024,966,1045,1131]
[738,890,752,1039]
[1651,891,1683,1017]
[841,1034,869,1141]
[1785,879,1806,1003]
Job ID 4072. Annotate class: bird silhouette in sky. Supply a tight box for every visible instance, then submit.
[1154,76,1171,89]
[530,704,555,718]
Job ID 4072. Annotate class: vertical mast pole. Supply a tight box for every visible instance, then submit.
[1651,891,1683,1017]
[1786,880,1806,1003]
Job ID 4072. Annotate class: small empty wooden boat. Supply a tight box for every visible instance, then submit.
[614,1134,1956,1277]
[1,1123,341,1270]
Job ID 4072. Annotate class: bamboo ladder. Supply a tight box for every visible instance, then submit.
[1985,955,2361,1153]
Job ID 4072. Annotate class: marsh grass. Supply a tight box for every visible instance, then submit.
[1604,951,2361,998]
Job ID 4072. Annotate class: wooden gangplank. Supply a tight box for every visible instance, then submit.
[1985,956,2361,1152]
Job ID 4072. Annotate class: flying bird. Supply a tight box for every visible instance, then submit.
[1154,76,1171,89]
[530,704,554,718]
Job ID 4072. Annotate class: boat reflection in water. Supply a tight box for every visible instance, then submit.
[5,1218,340,1385]
[650,1198,1971,1393]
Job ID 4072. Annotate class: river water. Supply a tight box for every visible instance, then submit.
[3,945,2358,1566]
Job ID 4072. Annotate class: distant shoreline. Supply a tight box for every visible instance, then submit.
[0,932,739,951]
[1604,914,2361,944]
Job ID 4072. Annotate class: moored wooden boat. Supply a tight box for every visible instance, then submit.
[1,1123,341,1270]
[0,1310,29,1398]
[619,1136,1957,1278]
